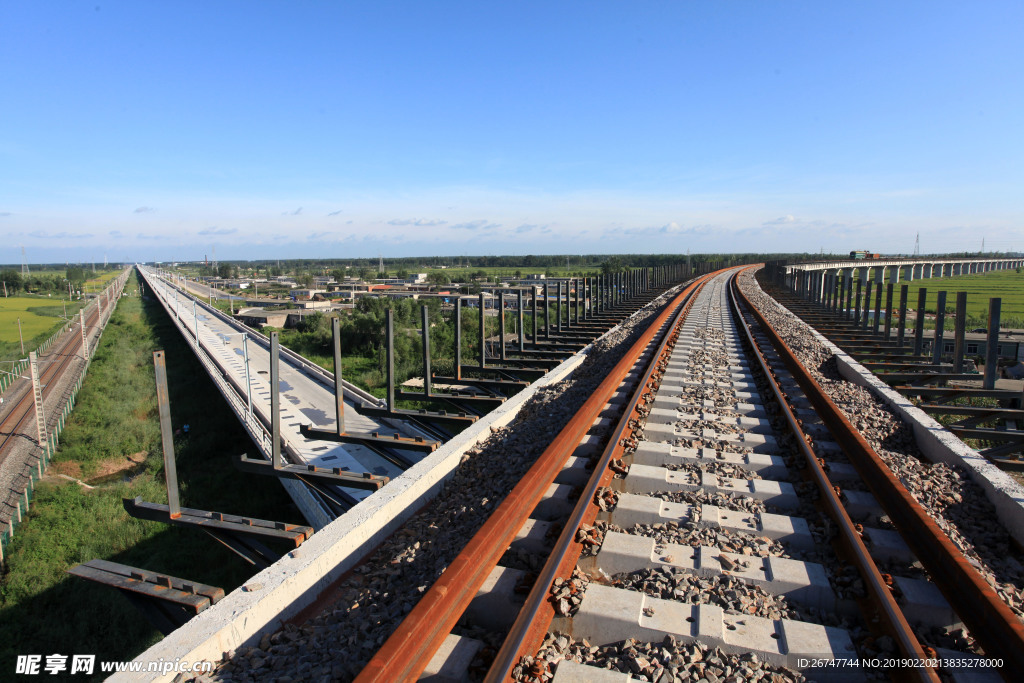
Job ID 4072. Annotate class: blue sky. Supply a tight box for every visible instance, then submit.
[1,1,1021,264]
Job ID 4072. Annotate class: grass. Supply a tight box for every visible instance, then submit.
[84,270,121,288]
[0,271,300,679]
[848,270,1024,328]
[0,296,83,345]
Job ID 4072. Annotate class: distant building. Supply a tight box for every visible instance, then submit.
[235,308,327,329]
[289,288,326,299]
[920,331,1024,363]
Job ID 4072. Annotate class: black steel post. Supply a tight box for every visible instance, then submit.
[499,293,506,361]
[913,289,926,357]
[479,292,486,368]
[583,277,589,320]
[897,285,909,347]
[984,298,1001,389]
[332,317,345,435]
[544,283,550,339]
[873,282,883,335]
[565,278,571,328]
[884,283,894,340]
[422,306,431,397]
[854,279,862,326]
[531,286,537,345]
[953,291,967,373]
[556,280,562,333]
[575,277,580,325]
[455,298,462,380]
[386,309,395,410]
[845,273,854,319]
[270,331,282,469]
[518,289,524,352]
[933,291,947,364]
[153,351,180,519]
[862,280,872,330]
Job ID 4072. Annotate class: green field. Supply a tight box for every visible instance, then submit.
[850,269,1024,328]
[84,269,122,288]
[0,296,85,360]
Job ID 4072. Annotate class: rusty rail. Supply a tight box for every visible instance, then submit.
[730,271,939,682]
[736,268,1024,678]
[484,272,713,680]
[355,274,708,682]
[0,302,102,454]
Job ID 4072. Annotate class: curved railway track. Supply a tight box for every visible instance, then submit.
[203,267,1023,683]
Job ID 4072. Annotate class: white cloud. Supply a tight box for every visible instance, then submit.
[387,218,448,227]
[451,219,500,231]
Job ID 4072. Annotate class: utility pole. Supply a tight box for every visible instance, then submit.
[17,318,24,354]
[80,311,88,358]
[29,352,47,449]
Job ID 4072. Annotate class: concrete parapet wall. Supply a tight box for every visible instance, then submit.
[802,323,1024,547]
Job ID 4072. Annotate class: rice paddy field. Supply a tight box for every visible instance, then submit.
[848,268,1024,328]
[0,295,84,353]
[84,269,123,288]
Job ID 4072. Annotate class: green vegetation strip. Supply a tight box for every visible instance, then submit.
[0,271,299,678]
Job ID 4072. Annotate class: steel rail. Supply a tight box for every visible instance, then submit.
[736,268,1024,678]
[484,271,715,681]
[355,275,705,682]
[0,303,103,455]
[728,271,939,682]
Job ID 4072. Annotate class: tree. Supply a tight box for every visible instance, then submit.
[298,272,315,288]
[66,266,87,291]
[427,272,450,286]
[1,268,22,294]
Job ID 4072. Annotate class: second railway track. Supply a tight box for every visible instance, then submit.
[203,267,1024,683]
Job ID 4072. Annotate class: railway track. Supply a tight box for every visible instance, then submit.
[203,267,1024,683]
[0,273,129,537]
[0,303,101,460]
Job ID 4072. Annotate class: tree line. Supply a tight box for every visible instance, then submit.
[0,266,94,296]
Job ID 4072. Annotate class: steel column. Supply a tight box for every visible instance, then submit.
[422,306,432,397]
[953,292,967,373]
[270,331,282,469]
[913,289,926,357]
[933,291,947,364]
[153,351,180,518]
[984,299,1001,390]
